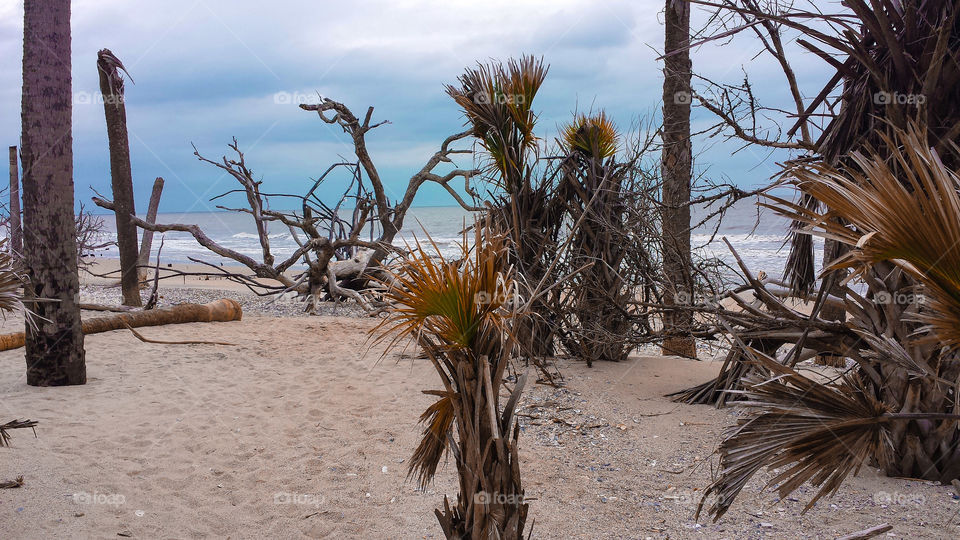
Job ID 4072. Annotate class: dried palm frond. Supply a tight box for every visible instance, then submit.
[0,419,38,447]
[408,390,455,490]
[765,123,960,348]
[701,348,885,520]
[0,476,24,489]
[0,238,29,321]
[699,346,960,521]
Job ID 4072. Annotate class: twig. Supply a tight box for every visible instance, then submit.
[123,322,236,346]
[836,524,892,540]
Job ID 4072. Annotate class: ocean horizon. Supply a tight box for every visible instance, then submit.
[90,197,822,281]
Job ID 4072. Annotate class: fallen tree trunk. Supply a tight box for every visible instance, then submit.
[0,299,241,351]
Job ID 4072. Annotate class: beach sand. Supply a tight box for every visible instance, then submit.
[0,262,955,538]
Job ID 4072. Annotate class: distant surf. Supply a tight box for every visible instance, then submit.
[92,198,822,281]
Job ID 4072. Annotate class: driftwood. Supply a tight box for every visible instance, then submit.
[836,524,893,540]
[137,176,164,283]
[124,322,235,346]
[0,299,242,351]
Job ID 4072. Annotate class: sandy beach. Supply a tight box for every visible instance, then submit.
[0,261,953,538]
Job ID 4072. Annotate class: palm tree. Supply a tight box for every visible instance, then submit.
[372,222,528,539]
[557,113,636,365]
[698,123,960,519]
[661,0,696,358]
[20,0,86,385]
[446,56,566,360]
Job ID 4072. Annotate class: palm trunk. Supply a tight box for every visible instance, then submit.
[865,263,960,481]
[97,49,141,307]
[20,0,86,386]
[7,146,21,257]
[660,0,696,358]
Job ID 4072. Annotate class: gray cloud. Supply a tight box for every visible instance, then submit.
[0,0,828,213]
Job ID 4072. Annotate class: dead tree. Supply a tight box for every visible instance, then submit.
[96,102,481,311]
[299,98,481,266]
[97,49,140,306]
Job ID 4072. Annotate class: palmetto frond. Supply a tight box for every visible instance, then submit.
[371,222,521,491]
[699,348,893,521]
[372,228,514,352]
[408,390,456,490]
[561,112,619,160]
[0,239,28,317]
[765,123,960,348]
[445,55,547,191]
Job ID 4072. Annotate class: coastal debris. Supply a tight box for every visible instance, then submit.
[0,419,38,447]
[0,476,24,489]
[835,523,893,540]
[0,299,242,351]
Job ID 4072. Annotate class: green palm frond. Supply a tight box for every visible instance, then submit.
[372,224,515,352]
[561,112,619,159]
[445,55,547,191]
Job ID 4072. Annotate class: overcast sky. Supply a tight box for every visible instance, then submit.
[0,0,830,213]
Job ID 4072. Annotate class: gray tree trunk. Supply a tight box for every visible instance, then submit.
[8,146,22,257]
[660,0,697,358]
[97,49,141,307]
[137,176,163,282]
[21,0,86,386]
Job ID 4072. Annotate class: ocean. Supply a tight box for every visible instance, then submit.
[91,197,822,282]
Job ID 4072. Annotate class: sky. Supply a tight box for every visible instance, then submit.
[0,0,831,214]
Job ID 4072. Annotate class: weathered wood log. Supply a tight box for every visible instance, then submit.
[0,299,241,351]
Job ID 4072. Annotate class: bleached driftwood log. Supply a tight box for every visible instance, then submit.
[0,299,242,351]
